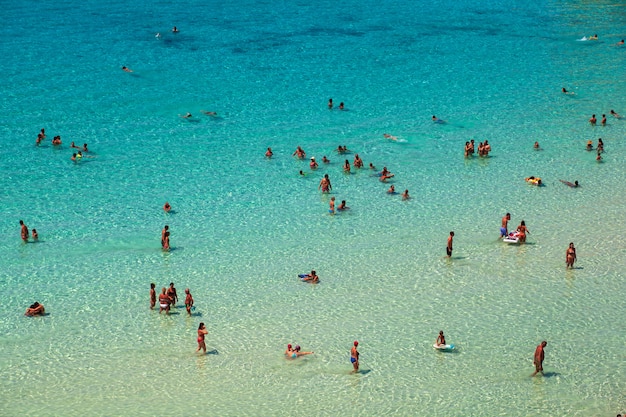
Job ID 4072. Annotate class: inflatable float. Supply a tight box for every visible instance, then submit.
[433,343,455,351]
[503,232,522,244]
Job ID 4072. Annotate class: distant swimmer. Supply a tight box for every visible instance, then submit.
[617,39,624,45]
[329,196,335,214]
[401,189,409,200]
[589,114,597,125]
[387,185,395,194]
[589,34,598,40]
[122,66,133,72]
[196,322,208,354]
[525,176,542,186]
[353,154,363,168]
[435,331,446,347]
[290,345,314,358]
[71,153,77,161]
[560,180,579,188]
[310,157,318,169]
[82,143,89,152]
[52,136,62,145]
[201,110,218,117]
[561,87,575,95]
[596,151,602,162]
[328,98,333,109]
[343,159,351,173]
[172,26,179,33]
[432,115,445,123]
[163,202,171,212]
[534,141,540,149]
[322,156,330,164]
[369,162,376,170]
[516,220,529,243]
[351,341,359,372]
[337,200,349,211]
[383,133,398,141]
[318,174,332,193]
[179,113,192,119]
[299,170,306,176]
[19,220,29,242]
[566,242,577,268]
[184,288,194,316]
[150,283,156,310]
[380,171,394,182]
[70,141,80,149]
[586,140,593,151]
[610,109,621,118]
[293,146,306,159]
[601,114,607,126]
[161,225,169,249]
[500,213,511,239]
[446,231,454,257]
[597,138,604,152]
[302,270,319,283]
[25,302,45,317]
[284,344,293,356]
[32,229,38,241]
[531,341,548,377]
[339,102,345,110]
[265,147,273,158]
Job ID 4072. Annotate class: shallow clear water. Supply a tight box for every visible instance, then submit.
[1,0,625,415]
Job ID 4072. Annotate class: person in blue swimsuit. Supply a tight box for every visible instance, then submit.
[351,341,359,372]
[500,213,511,238]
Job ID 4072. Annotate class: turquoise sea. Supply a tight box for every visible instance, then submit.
[1,0,625,415]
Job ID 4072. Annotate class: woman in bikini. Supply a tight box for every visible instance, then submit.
[196,323,208,354]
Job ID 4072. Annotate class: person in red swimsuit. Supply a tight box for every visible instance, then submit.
[196,323,208,354]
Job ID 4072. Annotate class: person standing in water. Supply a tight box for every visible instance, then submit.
[196,322,208,354]
[19,220,29,242]
[150,283,156,310]
[532,341,547,377]
[446,231,454,258]
[500,213,511,239]
[566,242,577,269]
[351,341,360,372]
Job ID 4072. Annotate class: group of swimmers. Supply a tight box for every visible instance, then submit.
[283,341,358,373]
[463,139,491,158]
[327,98,345,110]
[19,220,38,243]
[151,282,194,316]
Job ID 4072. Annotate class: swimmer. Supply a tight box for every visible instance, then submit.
[318,174,332,193]
[566,242,577,269]
[610,109,621,118]
[167,282,178,307]
[179,112,192,119]
[328,98,333,109]
[76,151,83,159]
[32,229,38,241]
[561,87,575,95]
[589,114,597,125]
[158,288,170,314]
[559,179,579,188]
[343,159,351,173]
[380,172,395,182]
[150,283,156,310]
[353,154,363,168]
[322,156,330,164]
[122,66,133,72]
[284,344,294,356]
[383,133,398,141]
[351,341,359,372]
[299,170,306,176]
[70,141,80,149]
[82,143,89,152]
[329,197,335,215]
[71,153,77,161]
[586,140,593,151]
[163,202,171,212]
[184,288,194,316]
[369,162,376,170]
[401,189,409,200]
[339,102,344,110]
[337,200,349,211]
[516,220,529,243]
[436,331,446,347]
[432,115,444,123]
[265,147,273,158]
[291,345,314,357]
[172,26,179,33]
[589,34,598,40]
[293,146,306,159]
[196,323,208,354]
[597,138,604,152]
[19,220,29,242]
[500,213,511,239]
[302,270,319,283]
[596,152,602,161]
[201,110,218,117]
[52,136,62,145]
[601,114,607,126]
[617,39,624,45]
[25,302,45,317]
[310,157,318,169]
[387,185,395,194]
[534,141,540,149]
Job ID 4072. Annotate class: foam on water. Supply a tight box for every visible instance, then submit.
[1,0,625,415]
